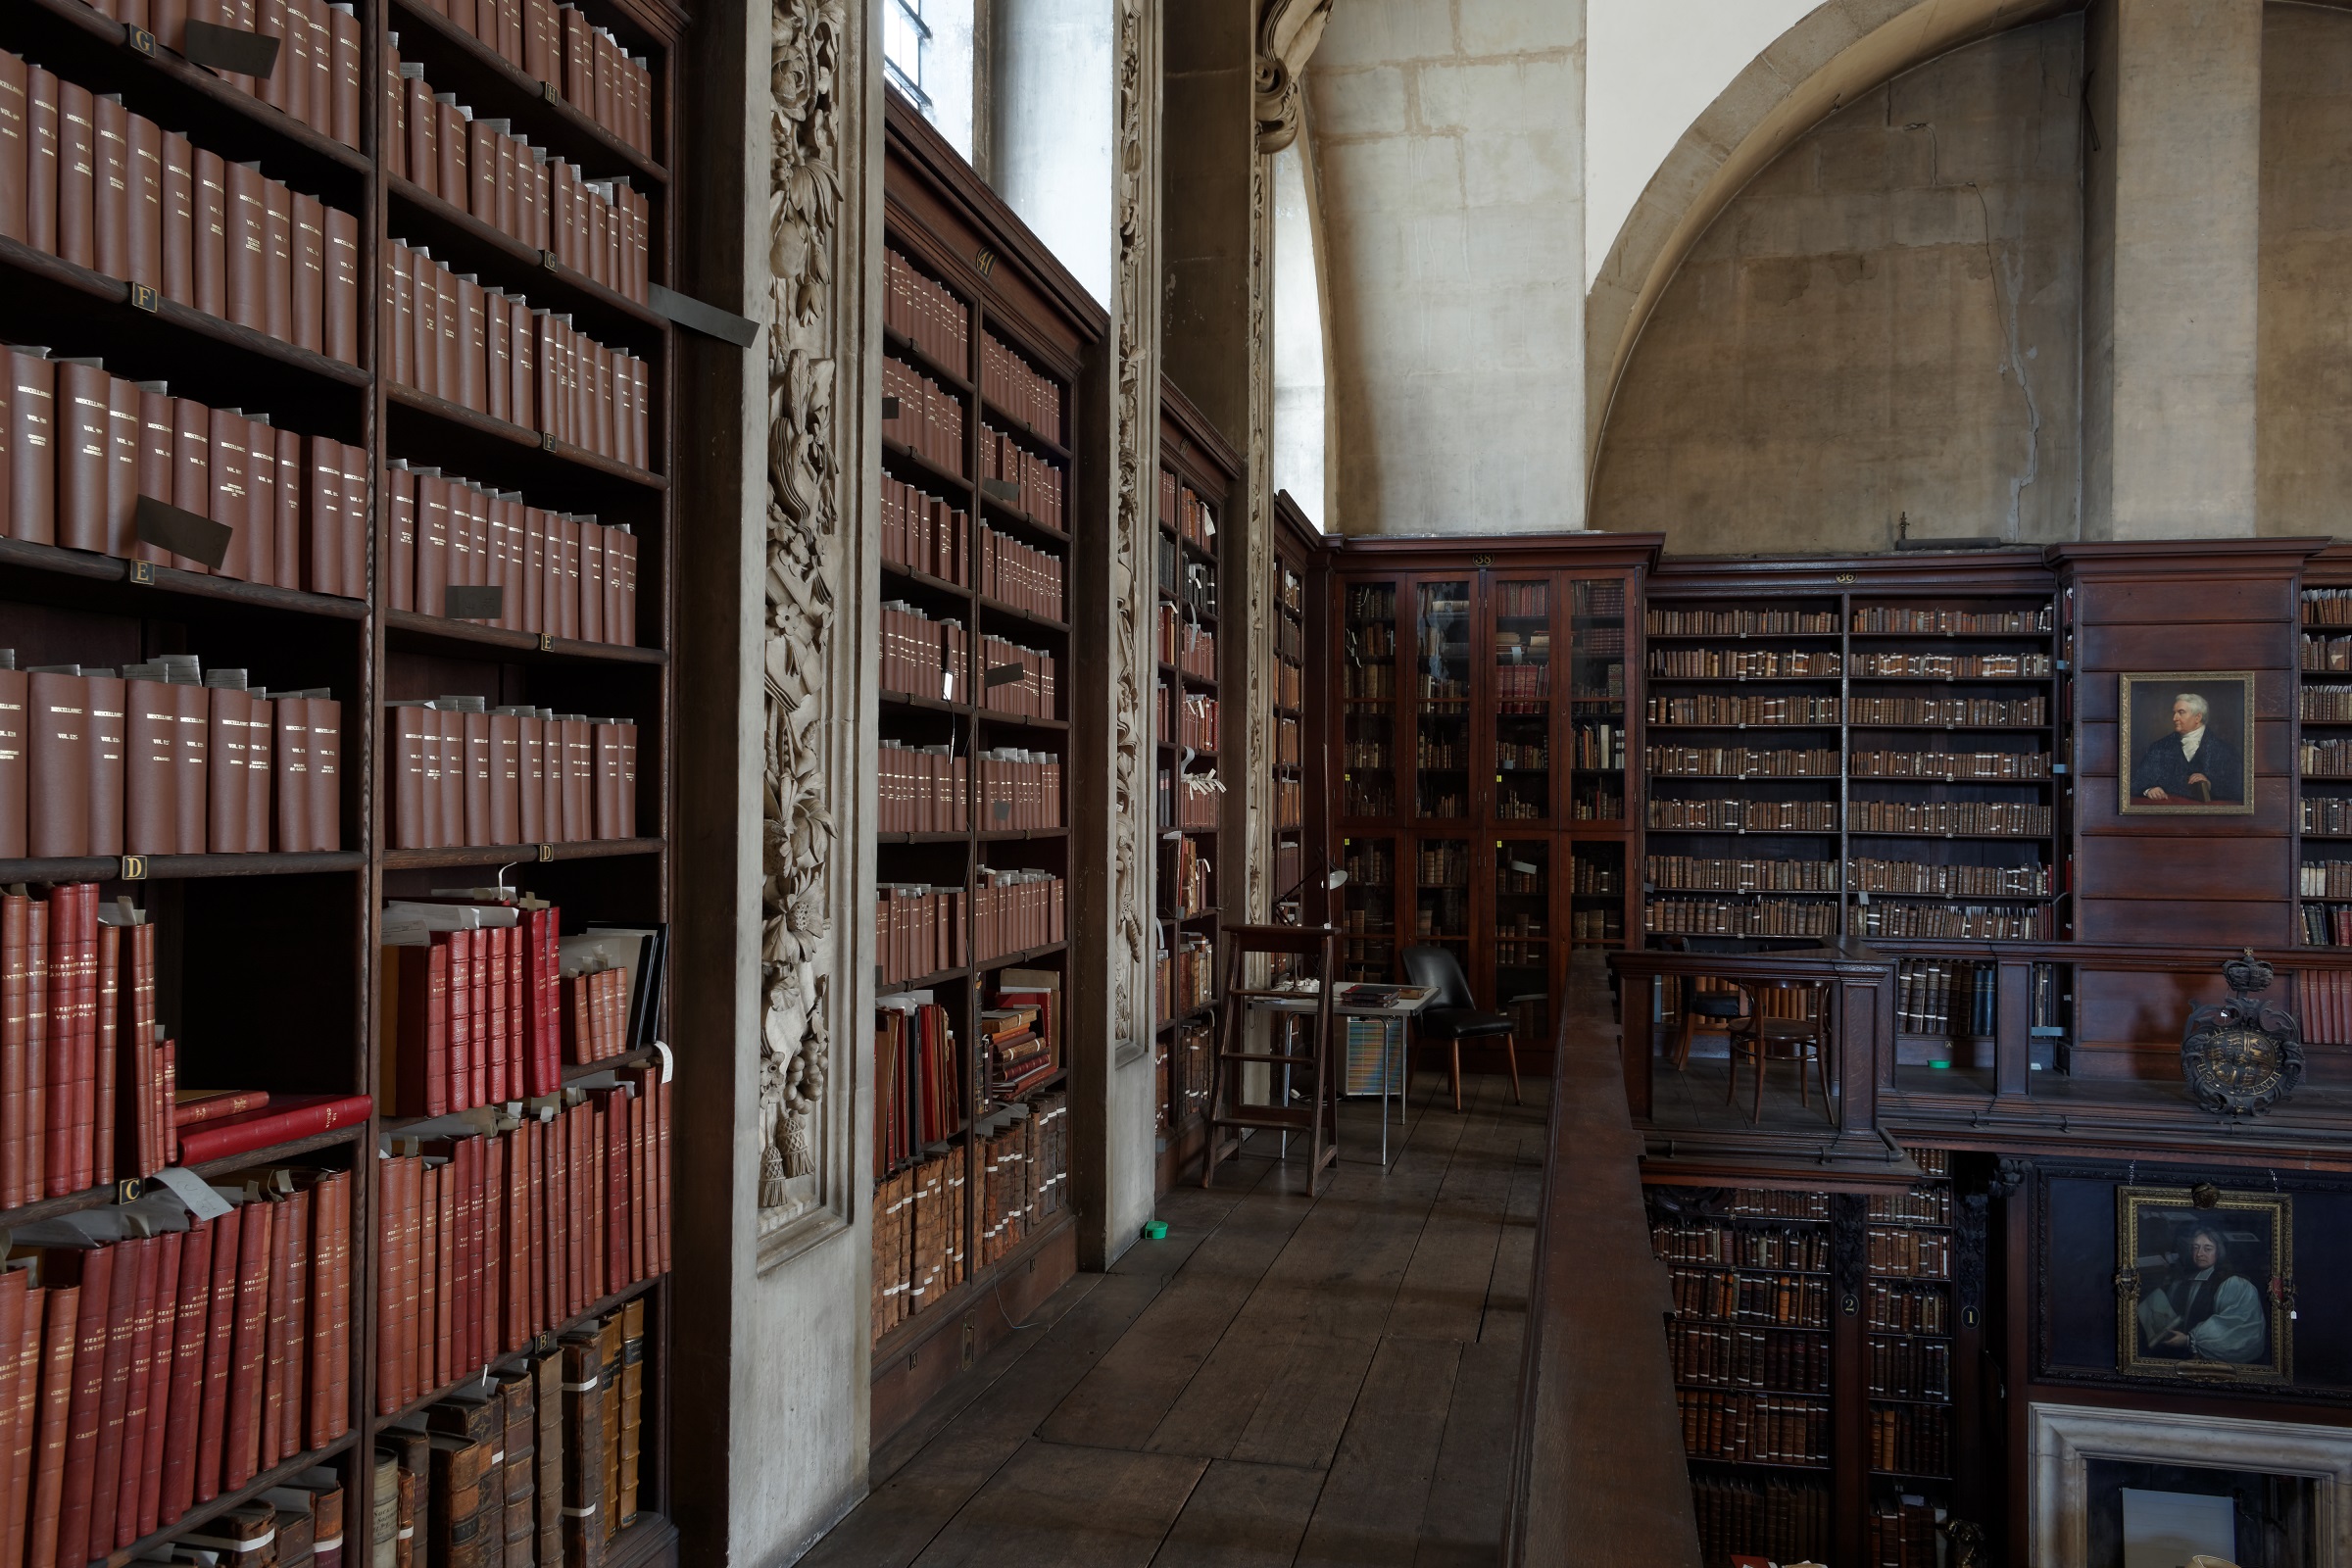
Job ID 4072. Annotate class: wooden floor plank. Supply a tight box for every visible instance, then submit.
[1410,1340,1524,1568]
[1384,1097,1522,1343]
[908,1440,1208,1568]
[1148,1458,1328,1568]
[1226,1331,1381,1470]
[1478,1126,1546,1348]
[1291,1338,1463,1568]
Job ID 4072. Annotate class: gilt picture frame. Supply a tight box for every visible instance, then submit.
[2116,1186,2292,1385]
[2117,672,2256,815]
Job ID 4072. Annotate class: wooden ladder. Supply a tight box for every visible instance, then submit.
[1200,924,1341,1196]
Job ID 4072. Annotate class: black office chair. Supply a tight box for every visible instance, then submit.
[1400,944,1522,1112]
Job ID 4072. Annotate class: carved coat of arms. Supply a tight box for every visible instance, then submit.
[2180,952,2305,1118]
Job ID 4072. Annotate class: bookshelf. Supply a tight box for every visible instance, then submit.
[0,0,684,1559]
[2300,557,2352,947]
[1152,385,1237,1192]
[1269,492,1317,929]
[866,99,1095,1440]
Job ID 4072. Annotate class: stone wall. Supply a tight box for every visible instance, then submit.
[1590,18,2083,554]
[2257,2,2352,537]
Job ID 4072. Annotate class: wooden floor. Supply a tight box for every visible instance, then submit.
[803,1071,1548,1568]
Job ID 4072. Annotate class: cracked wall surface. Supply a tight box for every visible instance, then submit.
[1590,17,2082,554]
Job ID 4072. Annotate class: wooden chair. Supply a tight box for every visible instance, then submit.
[1670,976,1746,1071]
[1725,978,1835,1127]
[1202,924,1342,1196]
[1400,944,1521,1112]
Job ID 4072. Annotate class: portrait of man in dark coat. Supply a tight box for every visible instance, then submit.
[2121,675,2253,814]
[2135,692,2241,804]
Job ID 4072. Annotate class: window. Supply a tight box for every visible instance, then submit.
[885,0,933,111]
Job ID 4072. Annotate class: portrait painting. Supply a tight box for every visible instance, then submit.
[2118,672,2255,815]
[2116,1187,2291,1384]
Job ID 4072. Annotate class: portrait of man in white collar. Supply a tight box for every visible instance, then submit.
[2120,674,2253,814]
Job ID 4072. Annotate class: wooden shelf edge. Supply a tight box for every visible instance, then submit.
[0,536,371,621]
[383,607,667,663]
[379,1048,663,1133]
[0,1124,366,1231]
[0,850,367,882]
[371,1270,669,1429]
[379,838,664,869]
[881,326,972,394]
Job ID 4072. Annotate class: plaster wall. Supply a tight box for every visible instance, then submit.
[1161,0,1253,449]
[1305,0,1587,535]
[2256,3,2352,538]
[1590,19,2083,554]
[992,0,1115,303]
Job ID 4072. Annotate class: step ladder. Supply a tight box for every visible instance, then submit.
[1200,924,1341,1196]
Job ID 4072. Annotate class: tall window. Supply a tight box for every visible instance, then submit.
[885,0,934,112]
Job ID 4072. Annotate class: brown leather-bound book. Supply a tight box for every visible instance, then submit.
[24,68,58,257]
[263,176,293,343]
[577,521,605,642]
[437,707,466,851]
[610,526,635,645]
[0,672,25,859]
[291,191,324,356]
[416,470,451,614]
[273,695,309,852]
[207,685,249,854]
[330,2,362,148]
[271,0,307,125]
[171,395,212,571]
[105,373,141,558]
[6,347,55,544]
[127,111,162,289]
[388,462,416,611]
[161,130,194,305]
[335,441,366,597]
[154,0,188,49]
[483,290,511,424]
[307,697,339,851]
[405,70,435,196]
[242,693,271,854]
[55,81,95,269]
[210,405,252,578]
[259,1191,292,1464]
[562,7,592,106]
[519,507,547,634]
[172,678,209,855]
[415,252,445,401]
[455,273,485,412]
[92,95,129,280]
[134,381,173,565]
[388,239,415,388]
[493,124,516,237]
[306,435,341,595]
[123,678,175,855]
[193,148,227,318]
[224,161,267,332]
[86,1232,151,1556]
[55,358,112,553]
[124,1227,175,1541]
[0,1273,24,1567]
[51,1244,115,1568]
[499,493,528,631]
[569,716,595,843]
[245,416,276,586]
[434,96,466,209]
[0,52,26,245]
[558,515,582,640]
[26,1282,78,1568]
[593,722,621,839]
[511,301,536,430]
[193,1202,242,1502]
[451,480,480,593]
[26,671,91,858]
[304,1172,333,1446]
[511,711,543,844]
[274,425,300,589]
[86,674,124,857]
[157,1217,216,1523]
[534,312,559,445]
[324,204,358,363]
[610,342,632,464]
[467,117,497,223]
[433,261,460,406]
[454,708,490,848]
[224,1195,272,1492]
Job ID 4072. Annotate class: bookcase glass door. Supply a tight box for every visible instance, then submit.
[1415,579,1475,820]
[1491,578,1554,824]
[1340,834,1398,981]
[1571,840,1627,947]
[1343,580,1401,822]
[1571,576,1630,824]
[1414,835,1472,956]
[1494,838,1552,1042]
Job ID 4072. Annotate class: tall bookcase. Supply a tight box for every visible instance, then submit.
[2299,549,2352,947]
[1152,385,1236,1192]
[1326,538,1650,1054]
[0,0,682,1559]
[1269,492,1316,928]
[866,97,1099,1441]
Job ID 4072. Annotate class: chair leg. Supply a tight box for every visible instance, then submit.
[1724,1039,1740,1105]
[1796,1040,1810,1109]
[1749,1040,1765,1127]
[1673,1010,1694,1071]
[1817,1038,1837,1126]
[1450,1041,1463,1113]
[1504,1032,1522,1104]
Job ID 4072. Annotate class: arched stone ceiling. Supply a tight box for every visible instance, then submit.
[1585,0,2080,480]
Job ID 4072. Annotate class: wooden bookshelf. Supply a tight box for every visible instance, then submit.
[1269,493,1316,928]
[0,0,685,1556]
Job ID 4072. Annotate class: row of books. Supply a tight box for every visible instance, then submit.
[402,0,658,160]
[1677,1389,1829,1466]
[387,53,650,304]
[385,463,641,642]
[979,427,1065,534]
[0,58,361,363]
[874,996,957,1171]
[1644,857,1838,893]
[167,1469,344,1566]
[1855,904,2049,941]
[2304,587,2352,627]
[1689,1476,1828,1568]
[1155,1018,1207,1129]
[372,1070,671,1414]
[2303,795,2352,836]
[1867,1188,1951,1225]
[1157,768,1220,831]
[378,901,564,1118]
[1650,1223,1829,1272]
[1644,899,1839,938]
[1852,605,2051,634]
[75,0,362,148]
[882,475,968,586]
[1571,858,1621,894]
[1668,1322,1828,1393]
[884,252,966,373]
[0,1166,354,1568]
[973,869,1063,959]
[981,524,1064,621]
[1166,834,1210,921]
[978,635,1059,719]
[1569,908,1623,940]
[1492,664,1548,704]
[1867,1335,1950,1398]
[2301,635,2352,672]
[1850,695,2047,726]
[1648,649,1840,679]
[1647,696,1842,727]
[875,744,963,835]
[868,1094,1069,1344]
[2310,740,2352,780]
[1666,1267,1829,1328]
[387,702,639,850]
[1897,961,1996,1037]
[1,660,343,858]
[1850,749,2050,781]
[1647,799,1839,833]
[1721,1188,1830,1221]
[2299,902,2352,948]
[879,603,968,704]
[1865,1226,1950,1280]
[386,241,653,469]
[873,874,1067,984]
[1161,474,1215,553]
[1152,933,1212,1023]
[1342,662,1396,700]
[1156,604,1217,679]
[1341,779,1394,817]
[1173,694,1218,754]
[1865,1282,1949,1336]
[2298,967,2352,1045]
[977,751,1061,831]
[1866,1403,1948,1477]
[1849,799,2051,836]
[1,349,368,594]
[981,334,1061,440]
[977,1098,1067,1267]
[1849,651,2051,679]
[1156,538,1218,620]
[1868,1495,1944,1568]
[1851,858,2049,896]
[980,989,1055,1100]
[1274,776,1301,831]
[882,358,963,476]
[1646,609,1838,637]
[1573,724,1627,769]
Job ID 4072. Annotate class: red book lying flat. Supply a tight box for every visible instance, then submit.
[172,1095,372,1165]
[172,1090,273,1127]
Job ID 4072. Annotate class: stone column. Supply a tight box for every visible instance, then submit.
[2082,0,2263,539]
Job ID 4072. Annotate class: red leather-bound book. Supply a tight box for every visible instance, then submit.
[51,1243,115,1568]
[0,893,26,1207]
[373,1157,399,1415]
[283,1183,310,1459]
[156,1213,213,1522]
[449,927,475,1110]
[92,920,117,1184]
[224,1195,271,1491]
[127,1227,177,1540]
[385,939,450,1119]
[0,1270,22,1555]
[193,1201,241,1502]
[26,1282,78,1568]
[173,1089,271,1127]
[306,1171,336,1446]
[90,1232,155,1550]
[433,1159,454,1387]
[400,1152,420,1407]
[258,1194,290,1464]
[172,677,210,855]
[73,885,95,1191]
[38,884,76,1197]
[171,1092,373,1164]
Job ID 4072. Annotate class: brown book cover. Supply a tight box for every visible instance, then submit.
[405,70,435,198]
[434,260,460,407]
[514,712,544,844]
[194,147,228,318]
[210,404,252,577]
[55,80,94,270]
[92,94,128,281]
[330,2,361,147]
[291,191,325,356]
[511,302,536,431]
[416,471,451,614]
[1,1280,37,1568]
[224,1194,273,1492]
[467,118,497,223]
[455,272,485,412]
[86,674,124,858]
[484,290,512,424]
[390,703,427,850]
[171,395,212,571]
[86,1232,152,1554]
[324,204,359,364]
[161,130,194,305]
[335,441,366,597]
[275,424,301,589]
[0,671,25,858]
[521,507,547,634]
[123,677,176,856]
[263,176,293,343]
[5,348,54,544]
[25,1283,79,1568]
[151,1220,208,1527]
[245,416,276,586]
[134,382,173,566]
[243,694,272,854]
[0,52,25,245]
[55,358,111,553]
[434,96,466,211]
[414,252,445,402]
[390,239,416,389]
[437,707,465,851]
[308,697,340,852]
[126,110,163,289]
[260,1192,292,1463]
[487,710,521,845]
[25,670,91,858]
[389,462,416,611]
[592,722,622,840]
[558,515,582,640]
[307,435,343,596]
[105,373,141,558]
[24,68,58,258]
[224,161,267,332]
[208,685,251,854]
[51,1245,115,1568]
[172,678,209,855]
[274,694,310,853]
[577,521,605,643]
[461,709,492,848]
